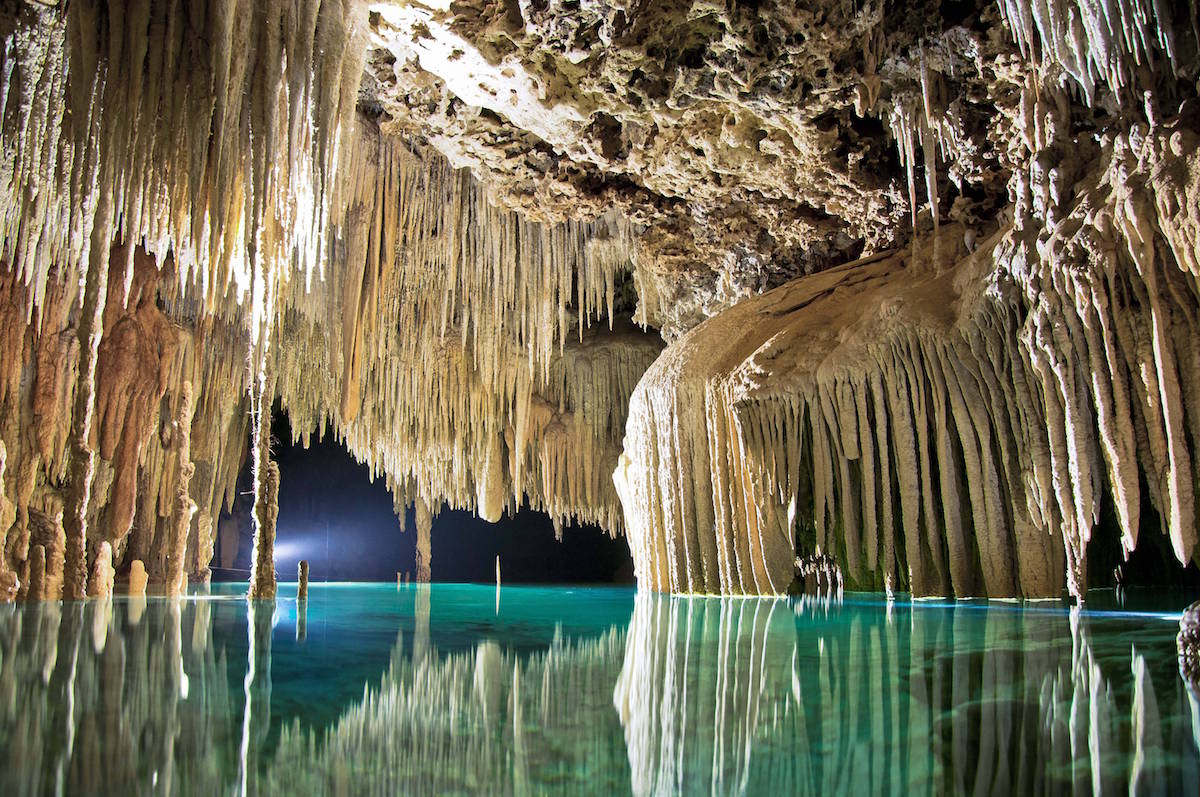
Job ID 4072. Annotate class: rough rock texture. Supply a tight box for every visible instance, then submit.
[87,540,115,598]
[248,461,280,600]
[1179,600,1200,694]
[162,382,195,597]
[415,497,434,584]
[127,559,148,597]
[618,111,1200,598]
[0,0,1198,597]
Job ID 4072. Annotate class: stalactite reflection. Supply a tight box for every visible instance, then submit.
[0,590,1196,794]
[619,595,1200,795]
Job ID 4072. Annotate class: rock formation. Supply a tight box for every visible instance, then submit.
[415,497,434,584]
[248,461,280,600]
[86,541,115,598]
[127,559,148,598]
[0,0,1198,597]
[162,382,195,597]
[1180,600,1200,693]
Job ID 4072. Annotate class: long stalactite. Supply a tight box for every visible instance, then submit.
[616,107,1200,598]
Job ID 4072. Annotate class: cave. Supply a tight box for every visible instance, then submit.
[3,0,1200,792]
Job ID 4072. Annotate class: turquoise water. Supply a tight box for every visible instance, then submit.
[1,584,1198,795]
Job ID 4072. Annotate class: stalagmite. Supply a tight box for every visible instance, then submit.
[127,560,148,598]
[86,541,114,599]
[27,545,46,602]
[27,509,67,601]
[163,383,196,597]
[298,561,309,601]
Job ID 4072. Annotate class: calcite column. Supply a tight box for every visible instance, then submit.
[247,461,280,599]
[415,498,432,583]
[163,383,196,597]
[63,208,114,601]
[297,560,309,600]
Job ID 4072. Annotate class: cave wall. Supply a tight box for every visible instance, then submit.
[0,0,659,597]
[0,0,1198,598]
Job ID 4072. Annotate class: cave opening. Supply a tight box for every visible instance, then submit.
[212,408,634,585]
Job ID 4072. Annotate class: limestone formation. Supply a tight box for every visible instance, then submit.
[298,560,310,601]
[415,498,433,584]
[163,382,196,597]
[27,545,46,603]
[1179,600,1200,694]
[127,560,148,598]
[617,107,1200,598]
[87,541,115,599]
[248,462,280,600]
[0,0,1198,598]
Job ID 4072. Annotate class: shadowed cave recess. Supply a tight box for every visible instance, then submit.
[1,0,1200,603]
[212,409,635,584]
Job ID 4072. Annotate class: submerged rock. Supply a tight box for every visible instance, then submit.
[1180,601,1200,694]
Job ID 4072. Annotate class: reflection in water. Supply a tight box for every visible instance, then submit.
[618,595,1200,795]
[0,597,234,796]
[0,588,1197,795]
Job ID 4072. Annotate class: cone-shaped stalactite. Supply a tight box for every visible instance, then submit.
[415,498,433,584]
[0,1,658,601]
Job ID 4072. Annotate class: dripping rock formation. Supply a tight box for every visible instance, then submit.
[0,0,1199,598]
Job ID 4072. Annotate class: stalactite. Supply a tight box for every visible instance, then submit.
[275,128,653,535]
[997,0,1186,103]
[415,497,433,584]
[0,2,658,593]
[617,108,1200,597]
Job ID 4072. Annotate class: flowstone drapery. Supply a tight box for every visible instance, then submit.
[617,113,1200,598]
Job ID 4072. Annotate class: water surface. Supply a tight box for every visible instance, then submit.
[0,583,1197,795]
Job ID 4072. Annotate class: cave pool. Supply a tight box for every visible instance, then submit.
[1,583,1197,795]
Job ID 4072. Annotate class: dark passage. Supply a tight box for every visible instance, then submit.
[214,410,634,584]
